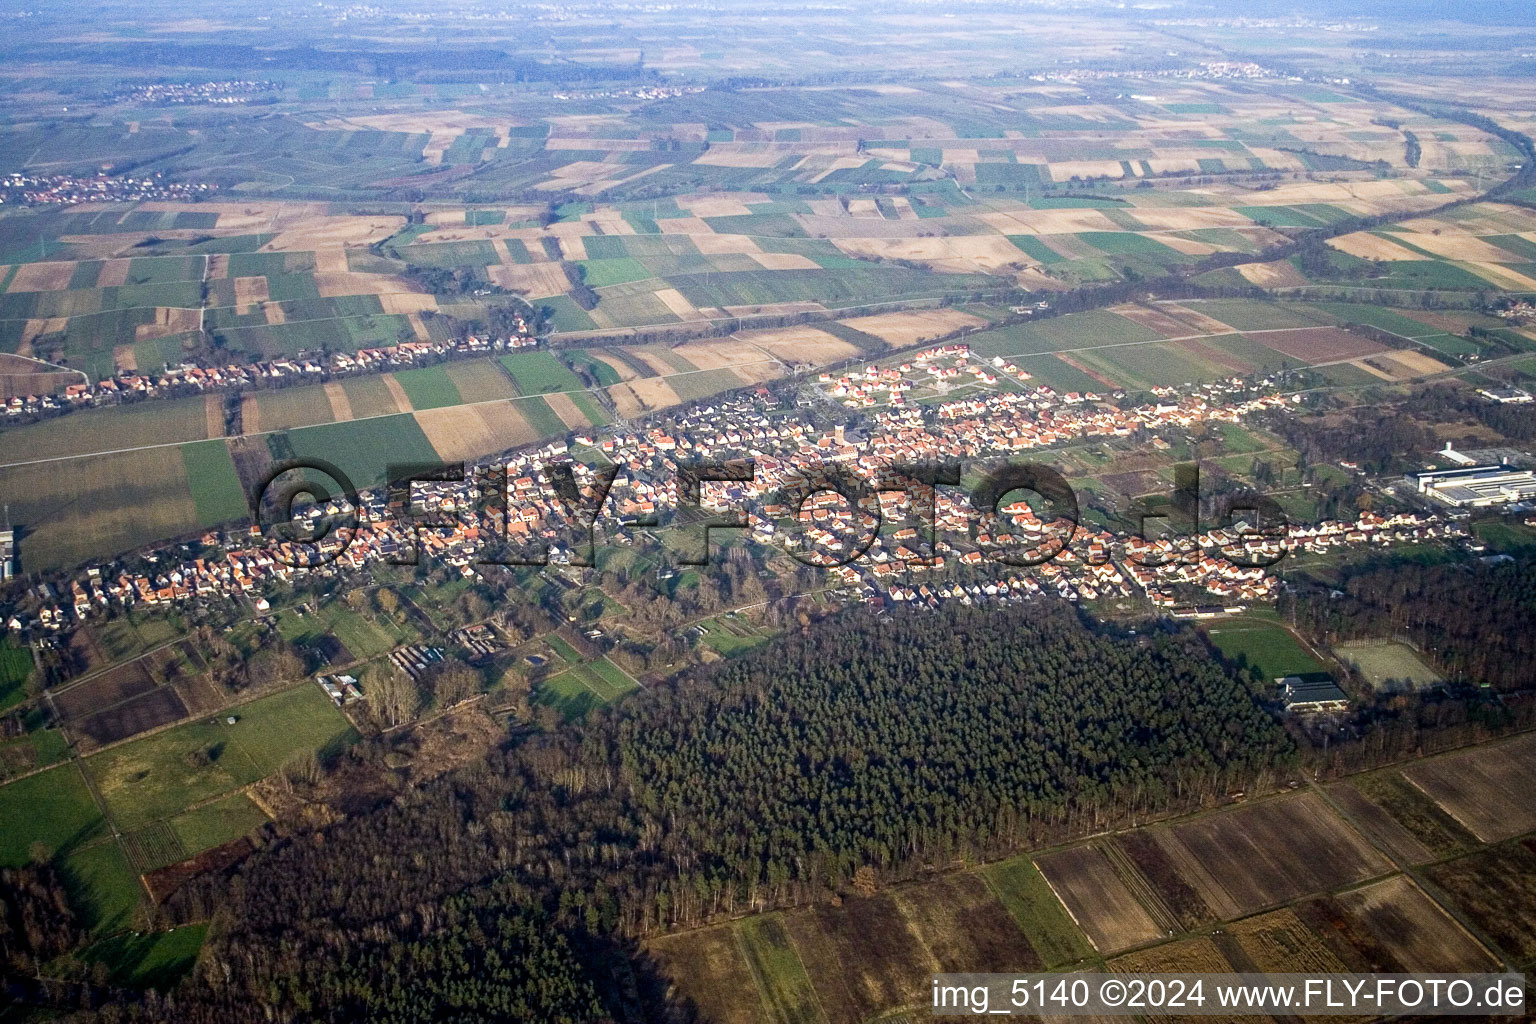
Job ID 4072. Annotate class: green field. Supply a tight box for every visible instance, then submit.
[338,374,403,418]
[500,350,586,393]
[250,385,335,432]
[516,394,568,438]
[134,331,195,372]
[533,670,603,722]
[277,597,418,661]
[578,257,653,287]
[82,923,207,991]
[394,239,500,267]
[0,715,69,782]
[970,309,1164,358]
[1472,520,1536,554]
[1014,354,1109,394]
[581,657,639,699]
[443,359,517,403]
[736,915,827,1024]
[0,446,203,570]
[0,639,31,713]
[1215,421,1271,455]
[181,439,248,526]
[1077,341,1222,389]
[697,617,771,657]
[537,294,598,332]
[665,366,746,402]
[1235,205,1330,228]
[981,857,1097,968]
[0,762,106,865]
[392,365,464,410]
[666,265,992,310]
[1077,231,1183,258]
[275,413,441,490]
[564,388,611,426]
[533,650,636,721]
[83,685,355,831]
[1203,617,1328,681]
[570,350,624,387]
[0,395,212,464]
[1304,302,1435,338]
[1187,300,1327,332]
[1319,361,1384,386]
[1007,235,1067,265]
[63,840,143,935]
[546,634,580,663]
[168,791,270,855]
[1334,641,1443,691]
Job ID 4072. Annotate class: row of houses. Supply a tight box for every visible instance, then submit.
[5,327,537,421]
[0,172,213,206]
[0,347,1462,635]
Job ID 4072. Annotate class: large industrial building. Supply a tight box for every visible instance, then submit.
[1410,460,1536,508]
[0,525,13,583]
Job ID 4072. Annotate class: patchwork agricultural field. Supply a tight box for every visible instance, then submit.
[648,757,1536,1023]
[0,337,808,569]
[1399,730,1536,843]
[1141,792,1392,920]
[1,70,1519,586]
[0,281,1504,577]
[0,112,1500,371]
[1035,842,1167,954]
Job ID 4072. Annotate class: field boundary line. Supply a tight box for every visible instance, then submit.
[0,359,781,468]
[1308,779,1516,972]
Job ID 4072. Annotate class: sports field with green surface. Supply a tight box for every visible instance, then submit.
[533,671,603,722]
[276,598,419,661]
[1203,617,1329,681]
